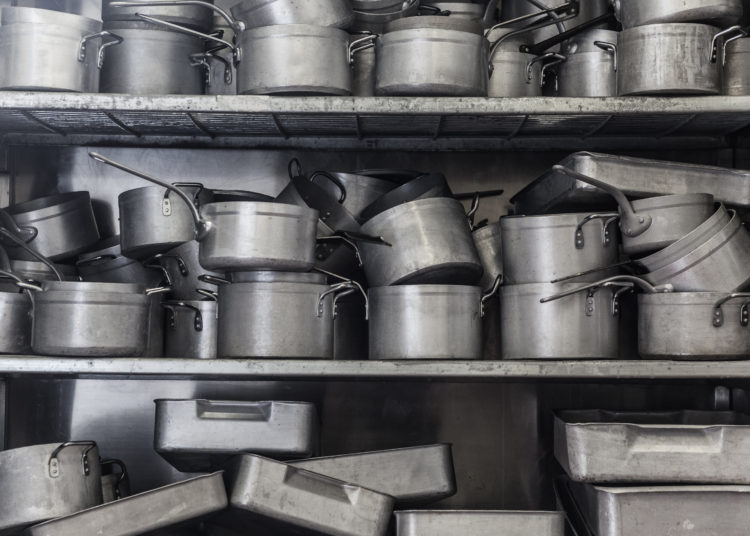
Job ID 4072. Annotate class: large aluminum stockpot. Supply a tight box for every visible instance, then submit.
[154,240,224,301]
[76,236,164,285]
[100,21,205,95]
[613,0,743,29]
[501,281,622,360]
[104,0,215,30]
[556,29,618,97]
[369,284,497,360]
[723,36,750,95]
[500,213,619,284]
[0,442,103,534]
[473,221,502,292]
[212,271,365,358]
[359,197,483,287]
[617,23,723,95]
[375,26,490,96]
[230,0,353,29]
[0,7,119,92]
[163,298,217,359]
[2,192,100,262]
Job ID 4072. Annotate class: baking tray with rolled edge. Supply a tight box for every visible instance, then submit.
[214,454,393,536]
[563,478,750,536]
[23,472,228,536]
[154,399,318,472]
[394,510,565,536]
[289,443,456,505]
[555,409,750,484]
[510,152,750,215]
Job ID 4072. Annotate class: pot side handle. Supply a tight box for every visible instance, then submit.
[712,292,750,328]
[79,31,123,69]
[48,441,97,478]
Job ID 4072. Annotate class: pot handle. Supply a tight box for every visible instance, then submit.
[594,40,617,72]
[0,209,37,245]
[196,288,218,300]
[550,260,634,284]
[572,213,619,250]
[198,273,231,285]
[48,441,97,478]
[0,227,63,281]
[108,0,243,32]
[525,52,565,86]
[710,25,747,65]
[418,4,451,16]
[480,275,502,317]
[75,254,118,267]
[162,301,204,331]
[79,31,123,69]
[309,171,347,203]
[349,33,377,64]
[540,275,673,303]
[191,48,233,87]
[712,293,750,328]
[89,152,212,241]
[100,458,128,499]
[553,165,652,238]
[153,253,189,277]
[146,285,172,295]
[318,280,369,320]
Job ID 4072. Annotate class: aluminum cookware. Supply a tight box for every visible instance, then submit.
[360,197,483,287]
[430,1,500,25]
[0,271,34,354]
[643,210,750,292]
[100,459,129,503]
[0,260,77,292]
[195,42,237,95]
[723,35,750,95]
[359,173,452,221]
[104,0,216,30]
[0,442,102,534]
[1,192,100,262]
[333,291,368,359]
[99,20,205,95]
[25,472,228,536]
[473,221,502,291]
[0,7,120,92]
[154,399,317,471]
[76,236,164,285]
[320,171,397,219]
[613,0,743,29]
[162,298,218,359]
[385,14,484,33]
[93,153,320,272]
[369,283,498,360]
[217,454,393,536]
[556,28,617,97]
[13,0,102,20]
[154,240,224,300]
[617,23,725,95]
[351,0,419,33]
[290,444,456,505]
[230,0,353,29]
[500,213,619,284]
[553,166,716,255]
[395,510,565,536]
[350,32,376,96]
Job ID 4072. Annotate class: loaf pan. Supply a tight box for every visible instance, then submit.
[215,454,393,536]
[555,410,750,483]
[395,510,565,536]
[289,444,456,505]
[24,472,227,536]
[154,399,318,472]
[511,152,750,214]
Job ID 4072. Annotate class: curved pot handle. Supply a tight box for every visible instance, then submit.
[196,287,218,300]
[0,227,62,281]
[162,301,204,331]
[710,25,747,65]
[0,209,37,245]
[526,52,565,87]
[349,33,377,64]
[712,292,750,327]
[573,213,619,250]
[191,49,233,87]
[100,458,128,499]
[89,152,212,241]
[48,441,97,478]
[153,253,189,277]
[540,275,673,303]
[553,165,652,238]
[108,0,243,32]
[594,40,617,72]
[198,273,231,285]
[480,275,502,317]
[79,31,123,69]
[318,280,369,320]
[309,171,348,204]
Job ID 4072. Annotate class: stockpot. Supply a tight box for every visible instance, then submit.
[163,295,217,359]
[93,153,319,272]
[0,270,34,354]
[473,221,503,292]
[555,28,617,97]
[154,240,224,300]
[230,0,353,29]
[0,259,77,292]
[350,0,419,33]
[100,459,129,503]
[349,32,376,96]
[359,197,483,287]
[0,7,120,91]
[358,172,453,221]
[369,280,499,360]
[617,23,726,95]
[553,165,715,255]
[500,212,619,284]
[0,442,103,534]
[76,236,165,285]
[613,0,743,29]
[104,0,215,29]
[723,34,750,95]
[1,192,100,262]
[13,0,102,20]
[320,170,397,220]
[203,271,366,358]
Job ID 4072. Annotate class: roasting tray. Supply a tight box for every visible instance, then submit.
[511,152,750,214]
[555,410,750,484]
[563,479,750,536]
[154,399,318,472]
[24,472,227,536]
[289,444,456,505]
[394,510,565,536]
[215,454,393,536]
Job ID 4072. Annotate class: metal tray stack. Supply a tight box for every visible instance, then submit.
[394,510,566,536]
[555,410,750,536]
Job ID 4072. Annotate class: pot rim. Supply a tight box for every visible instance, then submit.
[369,284,481,296]
[1,6,102,32]
[639,291,750,306]
[361,196,463,228]
[41,280,147,294]
[241,23,350,39]
[6,191,91,217]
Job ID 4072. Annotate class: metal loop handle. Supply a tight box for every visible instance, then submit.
[143,261,173,287]
[537,52,566,88]
[540,275,673,304]
[79,31,123,69]
[480,275,502,317]
[712,292,750,327]
[550,260,634,284]
[197,49,233,86]
[48,441,97,478]
[100,458,128,499]
[89,152,212,240]
[198,273,231,285]
[0,227,62,281]
[146,286,172,295]
[526,52,565,85]
[154,253,189,277]
[75,254,118,267]
[573,213,619,250]
[0,209,38,245]
[168,301,204,331]
[108,0,243,32]
[318,280,369,319]
[594,40,617,71]
[196,288,218,300]
[711,25,747,64]
[349,34,377,64]
[309,171,348,203]
[288,158,304,180]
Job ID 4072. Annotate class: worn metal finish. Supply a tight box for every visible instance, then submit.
[488,52,543,97]
[25,472,227,536]
[556,51,616,97]
[290,444,456,505]
[217,454,393,536]
[395,510,565,536]
[0,442,102,535]
[156,240,224,301]
[0,291,33,354]
[230,0,353,29]
[614,0,743,28]
[618,23,722,96]
[77,236,163,285]
[155,399,317,471]
[324,171,397,218]
[100,459,129,502]
[556,410,750,483]
[350,33,376,96]
[500,213,619,284]
[237,25,352,95]
[360,197,482,287]
[473,222,502,291]
[14,0,102,20]
[724,37,750,95]
[333,291,368,359]
[376,28,489,96]
[100,22,205,95]
[501,283,620,360]
[163,299,218,359]
[369,285,484,360]
[103,0,215,30]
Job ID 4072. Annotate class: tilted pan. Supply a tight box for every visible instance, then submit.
[359,172,453,221]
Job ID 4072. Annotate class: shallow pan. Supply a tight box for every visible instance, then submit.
[395,510,565,536]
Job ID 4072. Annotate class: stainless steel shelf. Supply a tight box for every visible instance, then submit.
[0,357,748,381]
[1,93,749,150]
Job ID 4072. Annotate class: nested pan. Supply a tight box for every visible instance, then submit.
[230,0,353,29]
[104,0,217,30]
[162,298,218,359]
[613,0,743,29]
[552,166,715,255]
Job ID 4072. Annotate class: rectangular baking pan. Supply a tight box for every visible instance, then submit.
[289,444,456,505]
[24,472,227,536]
[565,480,750,536]
[555,410,750,483]
[154,399,318,472]
[395,510,565,536]
[215,454,393,536]
[511,152,750,214]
